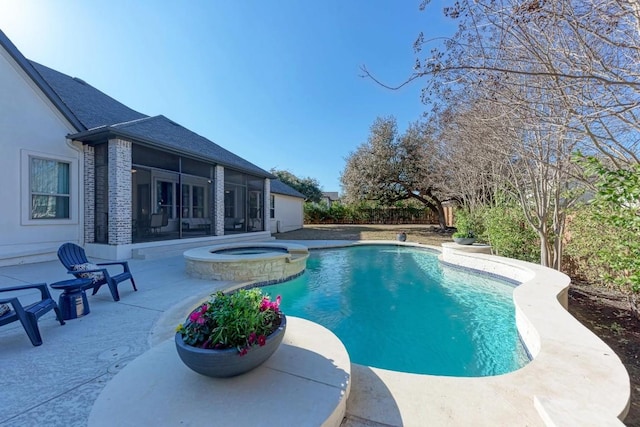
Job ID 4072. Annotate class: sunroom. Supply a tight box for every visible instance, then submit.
[70,115,273,250]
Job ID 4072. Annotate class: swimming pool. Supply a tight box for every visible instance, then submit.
[262,245,530,377]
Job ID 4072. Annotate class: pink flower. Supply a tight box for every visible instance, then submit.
[248,332,256,344]
[239,347,248,356]
[189,304,208,323]
[257,335,266,346]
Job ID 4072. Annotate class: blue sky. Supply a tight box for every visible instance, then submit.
[0,1,455,192]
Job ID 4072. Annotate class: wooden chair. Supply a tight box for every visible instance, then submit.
[57,243,137,302]
[0,283,65,346]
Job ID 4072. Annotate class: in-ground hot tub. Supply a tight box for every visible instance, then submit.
[184,242,309,284]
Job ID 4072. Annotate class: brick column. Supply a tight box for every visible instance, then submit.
[263,178,271,233]
[83,145,95,244]
[214,165,224,236]
[108,138,132,245]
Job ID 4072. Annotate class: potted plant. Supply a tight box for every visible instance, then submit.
[452,229,477,245]
[175,288,286,378]
[452,208,478,245]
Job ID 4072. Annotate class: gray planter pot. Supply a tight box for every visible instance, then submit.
[175,314,287,378]
[453,237,476,245]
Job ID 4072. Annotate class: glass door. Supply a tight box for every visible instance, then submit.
[248,190,263,231]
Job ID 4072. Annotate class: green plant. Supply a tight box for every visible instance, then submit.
[176,288,282,355]
[563,204,619,286]
[452,229,476,238]
[452,208,478,239]
[482,204,540,263]
[579,156,640,293]
[610,322,624,336]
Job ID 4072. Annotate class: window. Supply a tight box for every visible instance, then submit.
[224,190,235,218]
[192,185,205,218]
[30,158,70,219]
[270,195,275,219]
[156,180,174,218]
[181,183,206,218]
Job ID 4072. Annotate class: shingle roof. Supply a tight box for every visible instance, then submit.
[0,30,271,178]
[23,58,270,177]
[270,180,306,199]
[30,61,147,130]
[110,115,270,176]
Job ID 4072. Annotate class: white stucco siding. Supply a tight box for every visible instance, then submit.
[0,48,82,264]
[270,194,303,233]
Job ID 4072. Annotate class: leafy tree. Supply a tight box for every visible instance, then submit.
[270,169,323,203]
[340,116,450,229]
[579,156,640,316]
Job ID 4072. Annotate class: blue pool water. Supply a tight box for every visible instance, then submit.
[262,245,530,377]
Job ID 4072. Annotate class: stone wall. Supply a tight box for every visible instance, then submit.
[185,255,306,283]
[83,144,95,244]
[214,165,224,236]
[108,138,132,244]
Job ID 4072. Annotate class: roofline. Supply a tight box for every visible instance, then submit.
[68,126,275,179]
[0,30,85,131]
[272,190,306,199]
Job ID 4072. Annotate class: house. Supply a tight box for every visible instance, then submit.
[269,180,305,233]
[321,191,340,205]
[0,30,279,265]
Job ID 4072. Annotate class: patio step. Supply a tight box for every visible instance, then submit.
[131,233,275,260]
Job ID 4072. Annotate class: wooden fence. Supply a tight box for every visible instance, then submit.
[306,207,450,225]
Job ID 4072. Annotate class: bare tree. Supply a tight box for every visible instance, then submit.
[340,116,451,229]
[433,82,584,270]
[363,0,640,167]
[358,0,637,270]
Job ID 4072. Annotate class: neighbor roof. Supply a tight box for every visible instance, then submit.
[0,30,271,178]
[322,191,340,201]
[270,180,306,199]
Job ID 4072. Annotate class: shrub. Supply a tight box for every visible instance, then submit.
[453,208,484,239]
[482,204,540,263]
[563,204,619,286]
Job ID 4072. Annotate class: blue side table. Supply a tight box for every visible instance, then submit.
[50,278,93,320]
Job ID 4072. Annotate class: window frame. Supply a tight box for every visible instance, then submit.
[21,149,78,225]
[270,194,275,219]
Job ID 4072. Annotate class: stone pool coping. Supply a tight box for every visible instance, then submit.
[184,241,310,262]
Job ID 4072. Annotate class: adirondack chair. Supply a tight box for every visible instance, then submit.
[0,283,65,346]
[57,243,137,302]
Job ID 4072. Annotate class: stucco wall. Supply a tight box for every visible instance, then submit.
[270,194,303,233]
[0,48,81,265]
